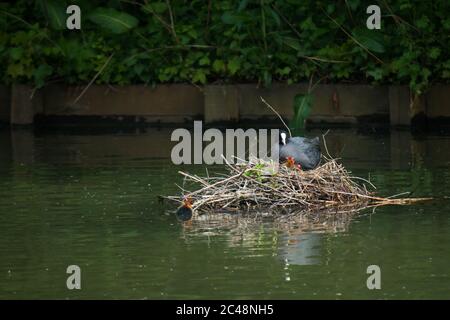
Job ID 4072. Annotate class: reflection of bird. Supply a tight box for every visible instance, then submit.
[176,197,193,221]
[276,132,321,170]
[280,232,322,266]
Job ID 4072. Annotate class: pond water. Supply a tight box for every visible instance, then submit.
[0,127,449,299]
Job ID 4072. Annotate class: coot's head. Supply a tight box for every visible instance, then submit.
[176,197,193,221]
[182,197,193,209]
[286,156,295,168]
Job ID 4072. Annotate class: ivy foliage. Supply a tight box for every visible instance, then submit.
[0,0,449,93]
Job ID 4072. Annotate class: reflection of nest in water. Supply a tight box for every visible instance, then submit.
[181,208,357,236]
[165,157,431,218]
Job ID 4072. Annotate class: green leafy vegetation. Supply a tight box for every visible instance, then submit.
[290,93,313,136]
[88,8,138,34]
[0,0,449,93]
[244,163,267,181]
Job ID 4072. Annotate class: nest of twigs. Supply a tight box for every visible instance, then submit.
[165,157,431,216]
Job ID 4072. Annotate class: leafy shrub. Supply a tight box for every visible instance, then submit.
[0,0,448,94]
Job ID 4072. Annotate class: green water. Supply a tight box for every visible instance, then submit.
[0,128,449,299]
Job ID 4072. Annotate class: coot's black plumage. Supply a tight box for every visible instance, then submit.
[274,132,321,170]
[176,198,193,221]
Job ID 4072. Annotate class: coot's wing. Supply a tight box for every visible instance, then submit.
[290,136,320,147]
[303,146,321,169]
[285,137,321,169]
[288,137,308,146]
[280,143,317,169]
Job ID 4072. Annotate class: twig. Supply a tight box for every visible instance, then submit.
[0,10,63,53]
[73,53,114,105]
[260,96,292,137]
[324,10,384,64]
[271,5,347,64]
[322,129,332,159]
[165,0,179,44]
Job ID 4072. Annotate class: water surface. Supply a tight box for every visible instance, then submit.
[0,128,449,299]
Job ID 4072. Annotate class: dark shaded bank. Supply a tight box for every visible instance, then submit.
[0,84,449,129]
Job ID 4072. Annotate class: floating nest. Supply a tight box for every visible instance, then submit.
[165,157,431,218]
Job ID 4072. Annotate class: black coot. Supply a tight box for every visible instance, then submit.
[274,132,321,170]
[176,198,193,221]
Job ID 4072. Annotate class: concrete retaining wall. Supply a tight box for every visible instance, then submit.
[1,83,449,126]
[43,84,204,123]
[426,85,450,118]
[204,84,389,124]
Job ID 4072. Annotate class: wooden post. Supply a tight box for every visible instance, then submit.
[388,86,411,126]
[10,84,39,125]
[204,85,239,123]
